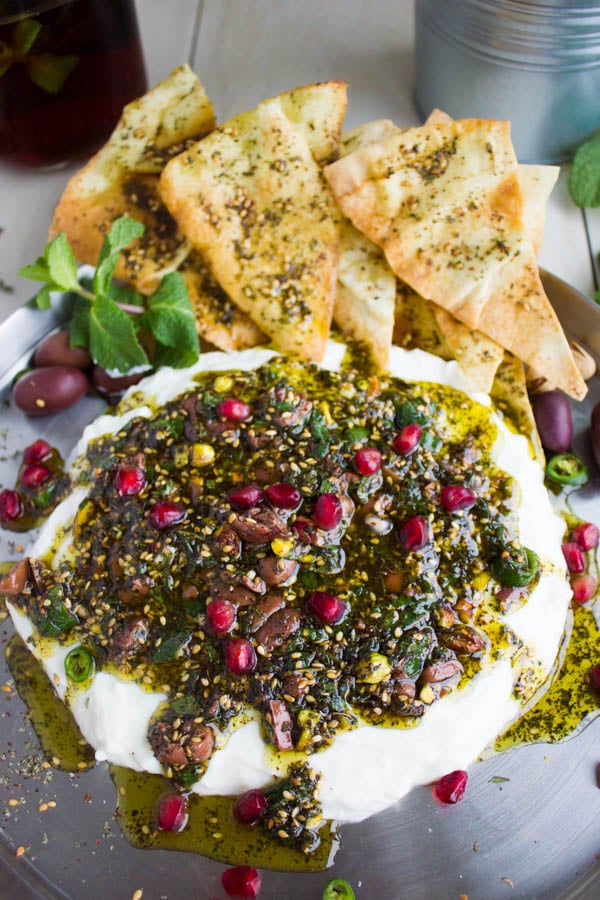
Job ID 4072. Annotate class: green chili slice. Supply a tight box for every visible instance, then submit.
[64,646,94,683]
[323,879,355,900]
[492,546,539,588]
[546,452,589,487]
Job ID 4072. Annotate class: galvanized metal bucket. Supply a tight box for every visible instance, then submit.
[414,0,600,162]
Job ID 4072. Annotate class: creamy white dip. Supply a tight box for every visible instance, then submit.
[8,342,571,824]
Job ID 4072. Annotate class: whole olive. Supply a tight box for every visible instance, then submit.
[591,402,600,468]
[532,390,573,454]
[92,365,149,400]
[12,366,89,416]
[33,329,92,370]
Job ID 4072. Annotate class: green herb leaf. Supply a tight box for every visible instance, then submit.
[69,296,91,347]
[19,256,50,283]
[488,775,510,784]
[44,232,79,291]
[34,284,52,310]
[12,19,42,56]
[144,272,199,364]
[27,52,78,94]
[105,280,144,308]
[569,134,600,207]
[152,629,190,663]
[94,217,144,297]
[88,293,148,373]
[0,41,13,77]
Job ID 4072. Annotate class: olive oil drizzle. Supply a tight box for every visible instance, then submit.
[495,602,600,750]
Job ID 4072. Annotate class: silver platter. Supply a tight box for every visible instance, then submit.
[0,275,599,899]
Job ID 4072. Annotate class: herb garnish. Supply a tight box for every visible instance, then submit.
[19,216,200,374]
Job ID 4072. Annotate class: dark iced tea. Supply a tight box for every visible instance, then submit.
[0,0,147,167]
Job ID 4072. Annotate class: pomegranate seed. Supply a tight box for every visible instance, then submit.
[0,489,23,522]
[156,792,188,832]
[306,591,348,625]
[115,464,146,496]
[222,866,262,899]
[233,789,268,825]
[589,664,600,694]
[397,515,430,551]
[265,482,302,509]
[147,501,187,530]
[229,483,264,510]
[440,484,476,512]
[353,446,382,476]
[225,638,257,674]
[23,438,52,464]
[206,598,236,634]
[313,493,342,530]
[217,397,251,422]
[393,423,423,455]
[571,522,600,551]
[20,463,50,488]
[434,769,469,804]
[571,574,597,604]
[562,541,585,574]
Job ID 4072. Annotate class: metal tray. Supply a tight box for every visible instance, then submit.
[1,275,599,900]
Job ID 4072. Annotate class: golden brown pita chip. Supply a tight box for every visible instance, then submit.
[180,252,265,351]
[325,118,585,399]
[491,353,544,465]
[335,219,396,371]
[49,65,216,293]
[433,307,504,393]
[160,83,347,362]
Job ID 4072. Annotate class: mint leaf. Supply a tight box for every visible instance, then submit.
[106,280,144,308]
[0,41,13,77]
[35,284,52,310]
[12,19,42,56]
[94,217,144,297]
[19,256,50,282]
[88,294,148,373]
[569,135,600,207]
[153,341,198,369]
[44,232,79,291]
[144,272,199,365]
[28,53,78,95]
[70,296,91,347]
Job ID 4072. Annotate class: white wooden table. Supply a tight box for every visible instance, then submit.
[0,0,598,325]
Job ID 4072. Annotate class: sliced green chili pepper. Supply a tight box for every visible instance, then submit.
[64,646,94,683]
[492,546,539,588]
[323,879,355,900]
[546,452,589,487]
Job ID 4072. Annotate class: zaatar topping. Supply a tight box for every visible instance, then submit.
[4,356,541,841]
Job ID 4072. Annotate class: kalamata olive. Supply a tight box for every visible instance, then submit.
[92,365,148,399]
[592,402,600,468]
[33,330,92,370]
[532,390,573,454]
[12,366,89,416]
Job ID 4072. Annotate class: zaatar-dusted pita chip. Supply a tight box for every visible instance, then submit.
[325,118,586,399]
[50,65,216,294]
[159,82,347,362]
[332,122,398,371]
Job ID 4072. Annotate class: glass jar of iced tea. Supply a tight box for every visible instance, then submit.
[0,0,147,168]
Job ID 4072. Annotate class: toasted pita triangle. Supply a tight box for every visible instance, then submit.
[491,353,544,465]
[325,118,585,399]
[160,82,347,362]
[49,65,216,294]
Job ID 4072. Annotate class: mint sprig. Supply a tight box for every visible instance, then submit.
[19,216,200,374]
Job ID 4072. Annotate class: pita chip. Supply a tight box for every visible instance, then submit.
[50,65,216,294]
[160,82,347,362]
[325,118,586,399]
